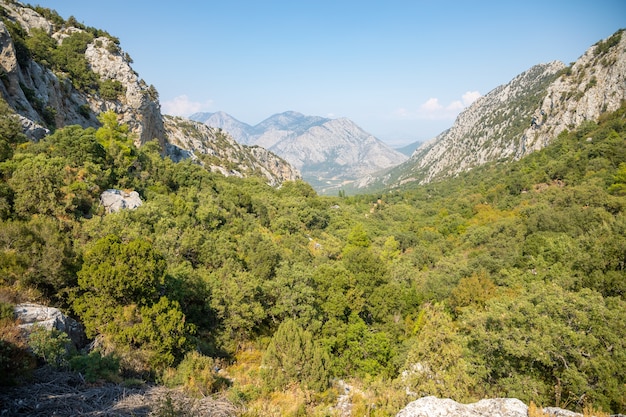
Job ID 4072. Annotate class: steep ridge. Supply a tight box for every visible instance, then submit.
[0,1,297,186]
[164,115,300,186]
[357,29,626,191]
[192,111,408,194]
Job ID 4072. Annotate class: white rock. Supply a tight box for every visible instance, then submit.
[100,189,142,213]
[396,397,528,417]
[14,303,86,348]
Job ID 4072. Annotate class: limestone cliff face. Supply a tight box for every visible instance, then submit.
[0,1,165,146]
[361,29,626,190]
[522,30,626,155]
[164,115,300,186]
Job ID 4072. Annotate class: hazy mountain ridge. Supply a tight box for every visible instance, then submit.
[357,29,626,191]
[0,1,297,186]
[191,111,408,194]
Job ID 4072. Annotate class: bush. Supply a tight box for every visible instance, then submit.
[28,324,73,369]
[99,79,125,101]
[69,351,120,382]
[162,351,228,397]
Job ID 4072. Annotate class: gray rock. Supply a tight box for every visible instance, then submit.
[396,396,528,417]
[100,189,143,213]
[14,303,87,348]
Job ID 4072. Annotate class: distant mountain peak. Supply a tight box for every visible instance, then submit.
[196,111,407,194]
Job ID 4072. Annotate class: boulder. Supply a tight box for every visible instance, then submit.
[14,303,87,349]
[396,396,528,417]
[100,189,142,213]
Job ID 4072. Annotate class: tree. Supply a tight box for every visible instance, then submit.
[401,303,478,402]
[463,284,626,412]
[73,235,193,372]
[9,154,66,217]
[261,319,329,392]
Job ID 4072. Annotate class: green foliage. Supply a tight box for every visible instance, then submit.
[162,351,228,396]
[0,96,624,412]
[401,303,477,402]
[99,79,125,100]
[0,98,27,163]
[69,350,120,382]
[594,29,623,57]
[28,324,73,369]
[464,285,626,411]
[261,318,330,392]
[76,235,166,309]
[53,31,99,93]
[0,217,78,302]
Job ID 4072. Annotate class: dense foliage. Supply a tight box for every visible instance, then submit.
[0,100,624,415]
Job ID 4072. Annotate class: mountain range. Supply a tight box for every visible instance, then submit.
[190,111,408,194]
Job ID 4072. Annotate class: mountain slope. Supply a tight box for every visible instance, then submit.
[194,111,408,194]
[358,29,626,192]
[0,2,297,187]
[164,115,300,186]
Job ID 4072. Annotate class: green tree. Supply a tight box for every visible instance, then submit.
[401,303,477,402]
[464,284,626,412]
[261,318,330,392]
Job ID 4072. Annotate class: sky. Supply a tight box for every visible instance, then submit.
[31,1,626,147]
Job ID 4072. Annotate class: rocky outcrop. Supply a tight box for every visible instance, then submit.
[0,1,296,187]
[164,115,300,186]
[100,189,143,213]
[396,397,527,417]
[0,1,165,146]
[14,303,87,349]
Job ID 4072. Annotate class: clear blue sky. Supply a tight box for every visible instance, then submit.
[32,1,625,146]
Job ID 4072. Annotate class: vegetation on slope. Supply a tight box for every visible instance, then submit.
[0,99,625,415]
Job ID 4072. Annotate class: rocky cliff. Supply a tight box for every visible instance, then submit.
[359,29,626,190]
[0,1,298,187]
[0,1,164,146]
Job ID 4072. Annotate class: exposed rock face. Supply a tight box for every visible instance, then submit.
[361,30,626,190]
[522,30,626,155]
[0,1,165,146]
[164,115,300,186]
[100,189,143,213]
[192,111,407,193]
[396,396,528,417]
[410,62,564,183]
[14,303,87,349]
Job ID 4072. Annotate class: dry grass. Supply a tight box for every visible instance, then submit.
[0,367,239,417]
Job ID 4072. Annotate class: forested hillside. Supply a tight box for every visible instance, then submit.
[0,92,625,415]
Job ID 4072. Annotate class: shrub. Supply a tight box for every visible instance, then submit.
[162,351,228,397]
[69,350,120,382]
[99,79,125,101]
[28,324,73,369]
